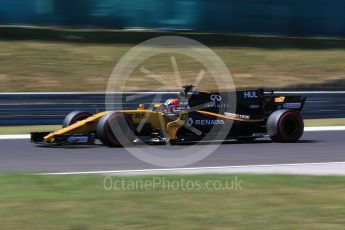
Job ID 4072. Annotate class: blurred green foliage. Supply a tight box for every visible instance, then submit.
[1,0,345,36]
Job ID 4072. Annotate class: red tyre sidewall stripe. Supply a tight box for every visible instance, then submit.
[277,111,303,141]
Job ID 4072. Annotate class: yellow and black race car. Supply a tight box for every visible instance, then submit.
[31,85,306,146]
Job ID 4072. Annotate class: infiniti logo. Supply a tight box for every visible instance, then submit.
[210,94,222,102]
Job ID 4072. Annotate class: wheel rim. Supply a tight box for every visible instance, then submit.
[279,112,303,141]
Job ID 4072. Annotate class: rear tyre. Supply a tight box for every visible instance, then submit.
[96,112,136,147]
[62,111,92,128]
[267,109,304,143]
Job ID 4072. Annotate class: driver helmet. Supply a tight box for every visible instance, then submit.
[164,98,180,112]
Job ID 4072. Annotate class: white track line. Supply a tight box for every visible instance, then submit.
[304,126,345,131]
[0,134,30,139]
[0,126,345,140]
[41,162,345,176]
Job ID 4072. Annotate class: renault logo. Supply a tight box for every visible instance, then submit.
[186,117,194,126]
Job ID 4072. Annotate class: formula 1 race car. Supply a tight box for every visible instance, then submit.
[31,85,306,146]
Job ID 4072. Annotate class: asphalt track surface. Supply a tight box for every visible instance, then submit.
[0,130,345,173]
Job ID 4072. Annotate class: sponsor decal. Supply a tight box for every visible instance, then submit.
[128,113,145,119]
[244,91,258,99]
[186,118,225,126]
[274,96,285,103]
[249,104,260,109]
[283,102,301,109]
[210,94,222,102]
[206,103,229,109]
[224,112,250,120]
[187,117,194,126]
[67,136,89,143]
[208,94,228,108]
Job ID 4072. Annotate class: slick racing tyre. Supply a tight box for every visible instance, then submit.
[62,111,93,128]
[267,109,304,143]
[96,112,136,147]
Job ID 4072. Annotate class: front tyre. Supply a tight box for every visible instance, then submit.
[96,112,136,147]
[62,111,92,128]
[267,109,304,143]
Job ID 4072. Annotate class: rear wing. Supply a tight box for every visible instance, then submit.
[237,89,305,109]
[270,90,306,113]
[236,89,306,119]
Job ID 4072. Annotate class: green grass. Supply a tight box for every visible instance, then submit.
[0,174,344,229]
[0,26,345,91]
[0,118,343,134]
[304,118,345,127]
[0,125,60,134]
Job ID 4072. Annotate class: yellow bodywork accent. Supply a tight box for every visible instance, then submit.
[44,111,109,142]
[125,110,169,128]
[274,96,285,103]
[43,109,180,143]
[196,110,264,122]
[166,113,187,139]
[137,104,145,110]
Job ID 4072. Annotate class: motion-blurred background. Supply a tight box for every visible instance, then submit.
[1,3,345,229]
[2,0,345,35]
[0,0,345,91]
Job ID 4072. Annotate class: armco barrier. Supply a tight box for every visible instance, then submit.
[0,91,344,125]
[0,92,178,125]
